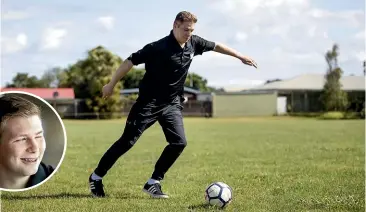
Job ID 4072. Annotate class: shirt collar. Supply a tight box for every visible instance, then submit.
[26,162,52,188]
[168,30,192,50]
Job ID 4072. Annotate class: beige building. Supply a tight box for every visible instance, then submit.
[211,74,365,117]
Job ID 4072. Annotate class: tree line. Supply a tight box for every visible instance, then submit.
[5,46,224,117]
[5,44,365,117]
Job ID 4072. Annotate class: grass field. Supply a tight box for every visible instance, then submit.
[1,117,365,212]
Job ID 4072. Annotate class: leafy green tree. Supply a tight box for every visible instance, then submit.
[320,44,348,111]
[122,68,146,89]
[40,67,66,88]
[59,46,123,118]
[6,73,47,88]
[184,73,212,91]
[122,70,222,92]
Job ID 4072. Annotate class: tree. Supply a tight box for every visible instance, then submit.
[59,46,123,118]
[6,73,48,88]
[320,44,348,111]
[207,86,225,92]
[122,68,146,89]
[121,70,217,92]
[6,68,66,88]
[265,78,282,84]
[184,73,212,91]
[40,67,65,88]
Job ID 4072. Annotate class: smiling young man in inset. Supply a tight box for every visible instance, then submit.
[0,94,54,190]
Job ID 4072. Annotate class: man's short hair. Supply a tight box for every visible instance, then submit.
[0,94,41,137]
[175,11,198,23]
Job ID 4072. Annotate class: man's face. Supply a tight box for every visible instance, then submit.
[0,115,46,177]
[174,21,195,44]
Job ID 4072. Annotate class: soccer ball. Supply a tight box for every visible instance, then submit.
[204,182,233,208]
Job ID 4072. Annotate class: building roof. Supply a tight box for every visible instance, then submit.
[120,86,201,95]
[249,74,365,91]
[0,88,75,99]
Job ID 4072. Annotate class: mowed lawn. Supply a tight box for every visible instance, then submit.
[1,117,364,212]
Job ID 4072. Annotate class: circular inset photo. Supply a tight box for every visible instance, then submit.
[0,91,67,191]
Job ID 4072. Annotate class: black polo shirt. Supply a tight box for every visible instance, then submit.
[127,30,216,104]
[26,162,55,188]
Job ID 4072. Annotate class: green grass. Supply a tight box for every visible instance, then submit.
[1,117,365,211]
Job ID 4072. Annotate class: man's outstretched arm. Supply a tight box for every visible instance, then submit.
[102,43,154,99]
[102,59,134,99]
[213,43,257,68]
[109,59,134,87]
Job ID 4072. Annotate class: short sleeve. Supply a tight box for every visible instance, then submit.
[127,43,155,65]
[192,35,216,56]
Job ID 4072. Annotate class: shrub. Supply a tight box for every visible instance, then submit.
[343,112,362,119]
[319,111,344,120]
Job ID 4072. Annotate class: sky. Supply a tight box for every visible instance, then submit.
[1,0,365,91]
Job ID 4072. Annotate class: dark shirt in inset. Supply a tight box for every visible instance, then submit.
[26,162,55,188]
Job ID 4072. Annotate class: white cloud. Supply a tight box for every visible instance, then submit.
[208,77,265,91]
[307,9,364,28]
[235,32,248,42]
[211,0,309,15]
[199,0,363,79]
[16,34,28,46]
[97,16,115,30]
[291,52,321,61]
[308,8,332,18]
[355,31,364,40]
[41,28,67,50]
[270,47,323,64]
[1,33,28,54]
[193,51,236,62]
[251,26,261,34]
[209,0,362,35]
[308,26,317,37]
[267,25,291,38]
[2,10,29,20]
[355,52,365,61]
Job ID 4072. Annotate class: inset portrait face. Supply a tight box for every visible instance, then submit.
[0,91,67,191]
[0,115,46,178]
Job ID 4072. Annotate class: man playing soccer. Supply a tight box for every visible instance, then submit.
[89,11,257,198]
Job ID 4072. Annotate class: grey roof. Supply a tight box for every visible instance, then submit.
[120,88,139,94]
[120,86,201,95]
[249,74,365,91]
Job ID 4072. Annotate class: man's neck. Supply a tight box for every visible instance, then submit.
[172,30,186,48]
[0,168,30,189]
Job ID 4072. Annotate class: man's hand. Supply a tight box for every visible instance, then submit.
[240,55,258,69]
[102,83,114,99]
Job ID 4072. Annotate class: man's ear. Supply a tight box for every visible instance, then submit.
[173,21,180,29]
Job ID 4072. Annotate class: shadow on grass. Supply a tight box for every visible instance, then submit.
[113,191,147,200]
[2,193,92,200]
[188,203,224,211]
[2,192,145,200]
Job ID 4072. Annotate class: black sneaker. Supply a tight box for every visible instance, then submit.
[89,174,105,197]
[142,183,169,199]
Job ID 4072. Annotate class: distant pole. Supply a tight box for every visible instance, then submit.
[53,91,59,112]
[363,60,365,76]
[190,74,193,87]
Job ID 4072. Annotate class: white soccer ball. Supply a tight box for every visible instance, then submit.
[204,182,233,208]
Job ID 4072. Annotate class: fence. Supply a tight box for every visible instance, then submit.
[59,99,212,119]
